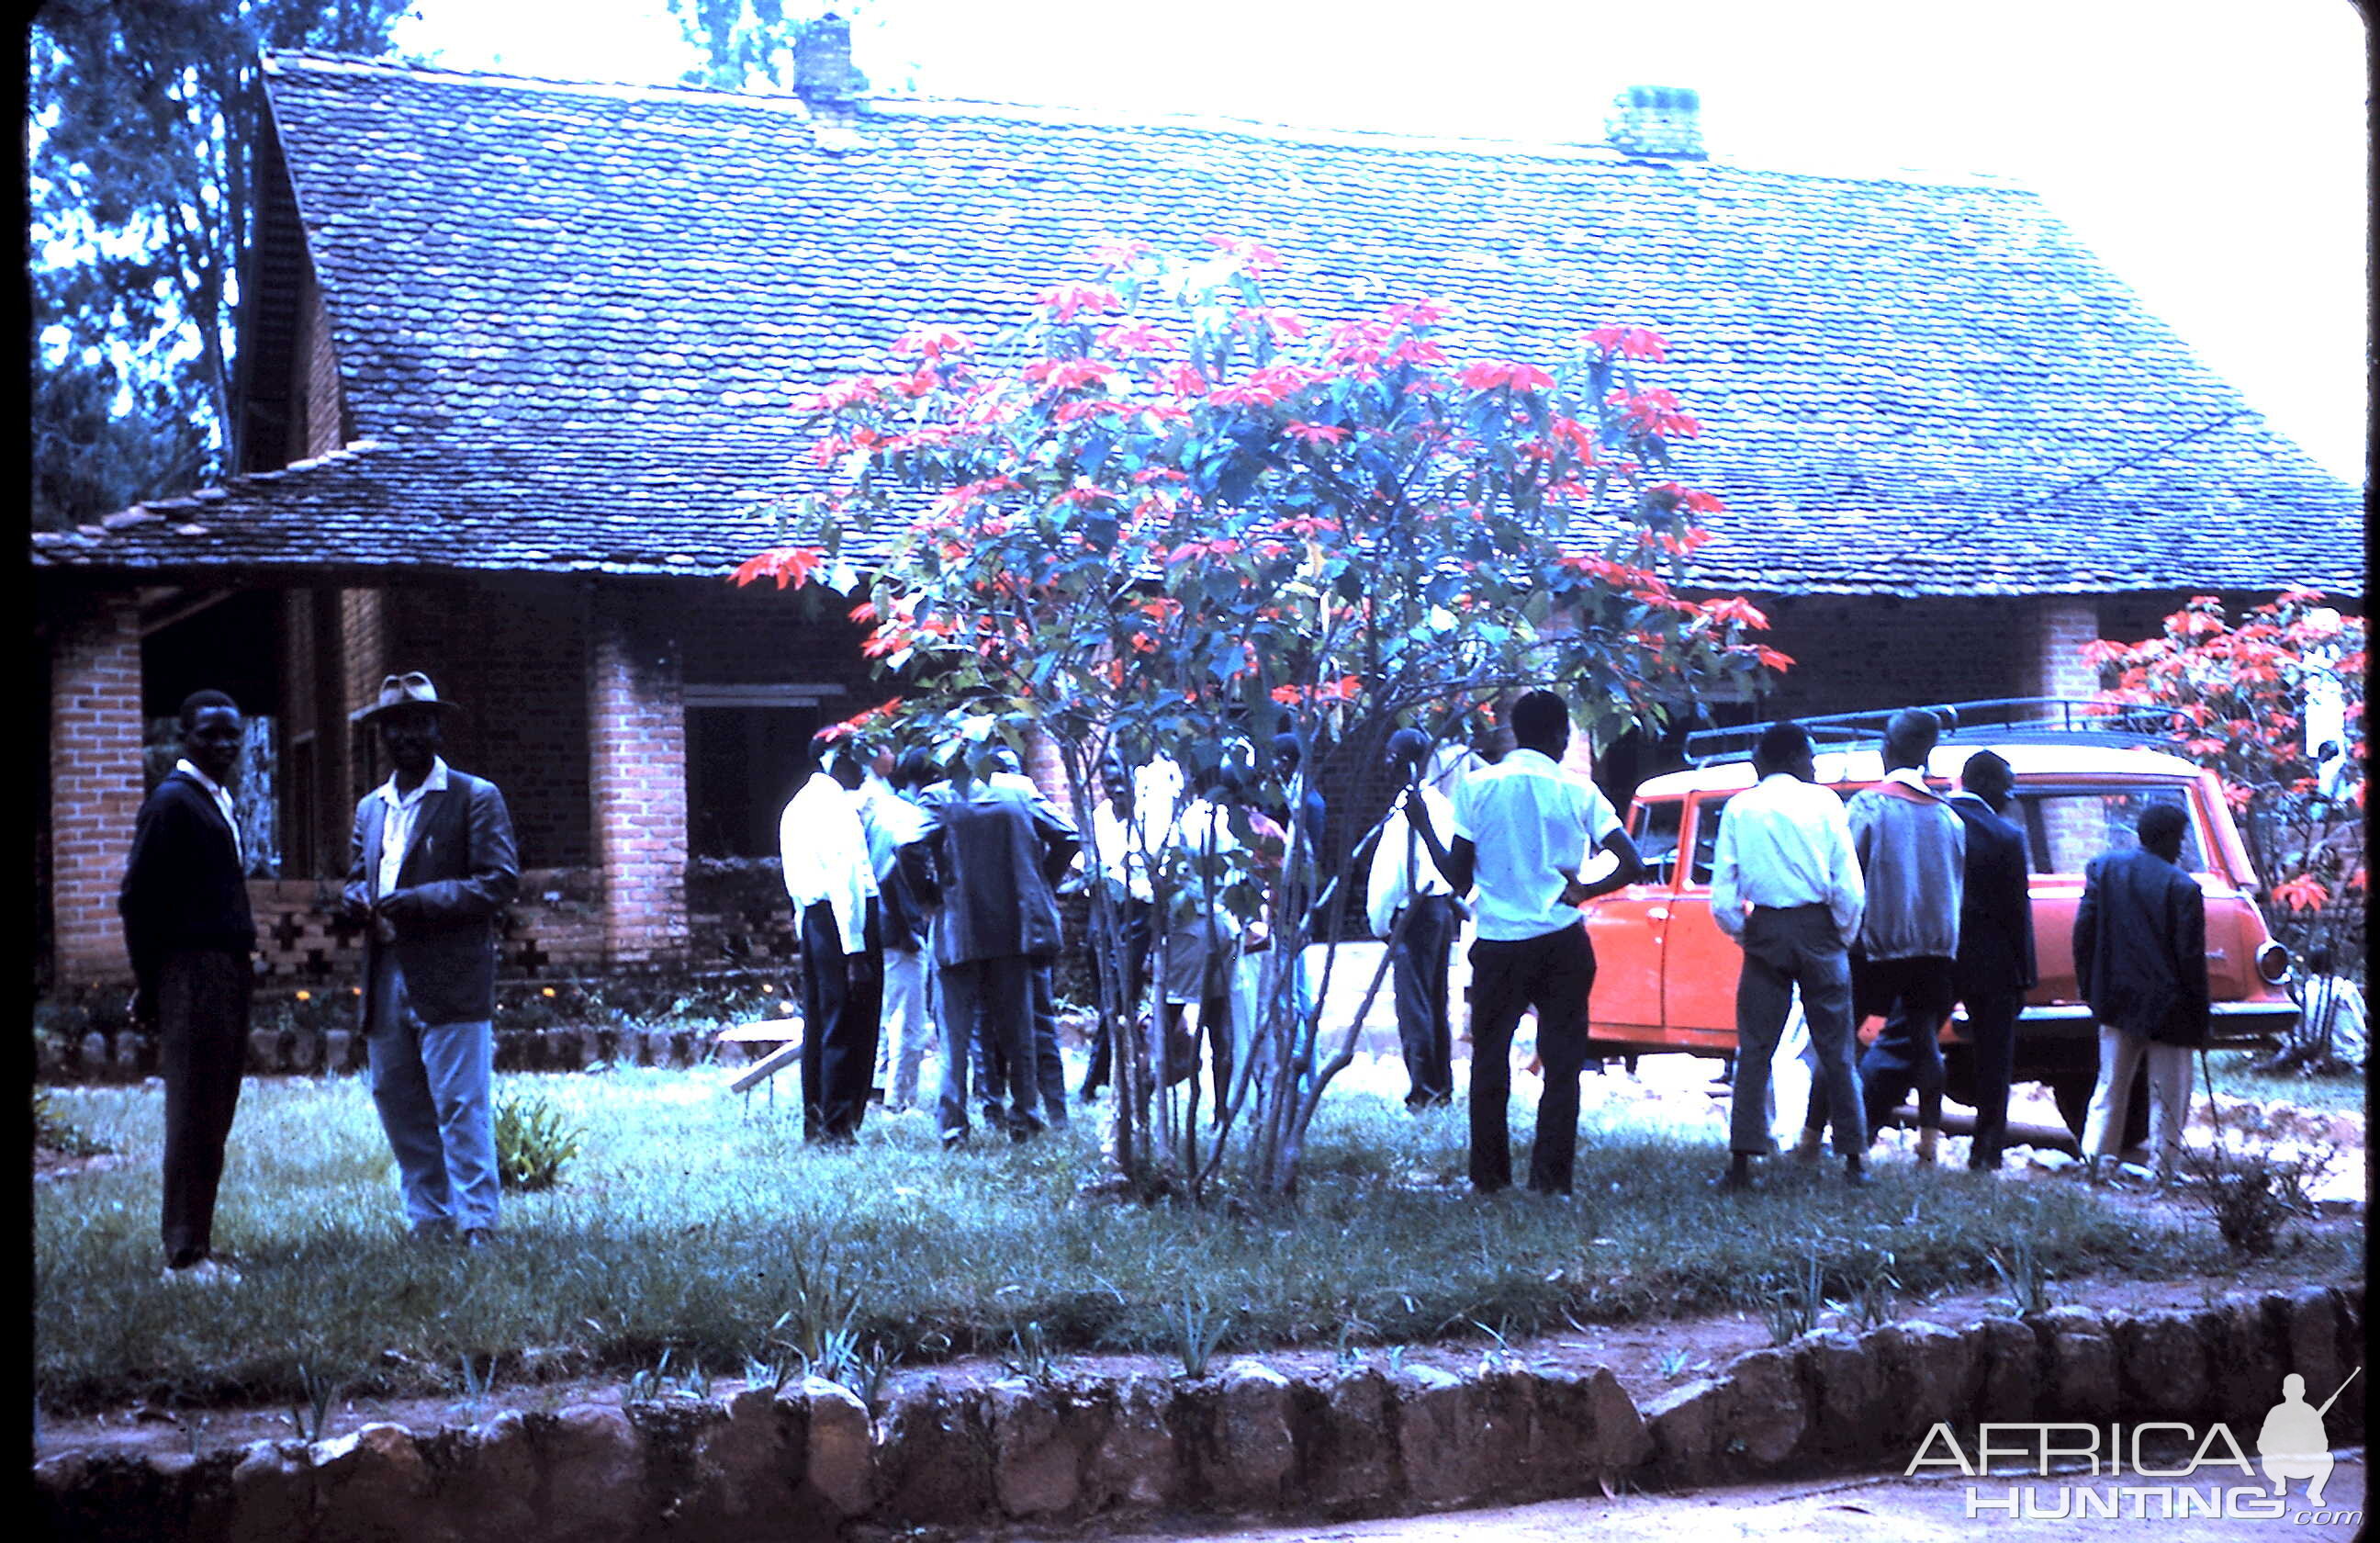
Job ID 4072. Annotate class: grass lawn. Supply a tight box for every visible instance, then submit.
[33,1067,2361,1416]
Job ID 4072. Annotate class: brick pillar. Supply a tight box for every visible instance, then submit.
[2026,595,2103,702]
[50,595,146,985]
[589,602,689,964]
[1024,727,1079,821]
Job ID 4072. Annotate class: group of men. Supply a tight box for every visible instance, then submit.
[1707,710,2208,1190]
[120,672,2216,1280]
[123,672,518,1282]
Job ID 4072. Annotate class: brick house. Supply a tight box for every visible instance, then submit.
[33,42,2363,990]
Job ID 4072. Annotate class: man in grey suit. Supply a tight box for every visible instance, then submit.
[343,672,520,1246]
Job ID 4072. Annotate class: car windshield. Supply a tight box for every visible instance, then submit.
[2011,784,2206,875]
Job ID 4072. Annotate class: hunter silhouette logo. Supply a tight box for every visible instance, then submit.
[1911,1365,2363,1524]
[2260,1368,2357,1506]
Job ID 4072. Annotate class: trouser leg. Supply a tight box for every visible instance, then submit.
[801,900,881,1140]
[1731,924,1793,1156]
[1797,940,1864,1156]
[882,947,930,1109]
[981,955,1038,1129]
[1465,936,1532,1192]
[936,960,982,1139]
[157,948,250,1266]
[2081,1024,2143,1160]
[1031,962,1067,1128]
[1202,990,1234,1118]
[1965,989,2022,1167]
[418,1019,498,1232]
[1525,924,1595,1195]
[366,960,455,1228]
[2145,1041,2193,1175]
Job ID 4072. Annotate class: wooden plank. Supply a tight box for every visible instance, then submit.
[730,1038,804,1094]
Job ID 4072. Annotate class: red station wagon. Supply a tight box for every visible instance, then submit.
[1580,704,2298,1135]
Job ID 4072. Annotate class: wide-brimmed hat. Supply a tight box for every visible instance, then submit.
[351,671,464,724]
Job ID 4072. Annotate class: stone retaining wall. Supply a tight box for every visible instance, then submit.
[33,1286,2362,1542]
[32,1021,785,1086]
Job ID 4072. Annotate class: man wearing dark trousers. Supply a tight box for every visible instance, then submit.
[780,730,883,1143]
[1947,750,2036,1171]
[1367,727,1460,1110]
[346,672,520,1246]
[121,690,256,1283]
[1406,691,1642,1196]
[1712,721,1870,1190]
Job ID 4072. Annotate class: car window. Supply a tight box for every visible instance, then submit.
[2011,785,2206,875]
[1632,799,1685,884]
[1688,794,1734,886]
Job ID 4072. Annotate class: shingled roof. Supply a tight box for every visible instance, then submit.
[32,51,2362,595]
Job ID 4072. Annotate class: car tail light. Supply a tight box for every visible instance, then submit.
[2256,942,2291,985]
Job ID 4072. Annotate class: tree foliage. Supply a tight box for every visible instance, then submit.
[664,0,872,91]
[28,0,414,530]
[2087,591,2366,980]
[740,240,1787,1198]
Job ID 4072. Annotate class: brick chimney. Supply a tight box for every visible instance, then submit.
[794,11,868,105]
[1606,85,1705,160]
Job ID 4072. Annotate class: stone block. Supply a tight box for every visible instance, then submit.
[433,1410,543,1543]
[1641,1377,1724,1482]
[115,1031,150,1076]
[684,1385,808,1539]
[310,1422,443,1543]
[1207,1359,1296,1511]
[873,1380,993,1526]
[228,1442,315,1543]
[538,1403,646,1543]
[1871,1321,1978,1433]
[1719,1346,1808,1469]
[987,1379,1077,1518]
[2036,1307,2118,1422]
[288,1031,320,1073]
[79,1031,108,1076]
[247,1029,282,1075]
[1795,1331,1880,1455]
[1529,1363,1651,1487]
[2285,1287,2347,1408]
[325,1030,354,1075]
[801,1375,875,1518]
[2113,1312,2210,1422]
[2202,1295,2287,1425]
[1393,1365,1480,1506]
[1302,1368,1396,1510]
[1083,1375,1180,1513]
[1971,1316,2040,1425]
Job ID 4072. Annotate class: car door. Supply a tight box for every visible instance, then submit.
[1582,795,1682,1036]
[1659,792,1741,1047]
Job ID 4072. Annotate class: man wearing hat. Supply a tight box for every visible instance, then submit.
[343,672,519,1245]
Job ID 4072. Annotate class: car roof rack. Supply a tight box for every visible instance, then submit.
[1682,697,2178,766]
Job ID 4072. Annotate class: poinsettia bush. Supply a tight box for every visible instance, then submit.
[2087,591,2366,983]
[738,239,1786,1197]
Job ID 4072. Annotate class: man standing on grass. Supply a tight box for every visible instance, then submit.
[1712,721,1869,1190]
[1405,691,1642,1196]
[345,672,519,1247]
[1844,710,1964,1165]
[780,729,883,1143]
[1367,728,1462,1111]
[910,752,1080,1147]
[121,689,256,1284]
[2074,802,2207,1183]
[1946,749,2035,1171]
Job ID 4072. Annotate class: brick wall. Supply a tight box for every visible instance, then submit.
[340,586,387,804]
[2026,596,2103,702]
[245,866,608,986]
[296,264,347,460]
[48,595,146,986]
[377,578,594,868]
[1745,592,2037,719]
[589,594,690,963]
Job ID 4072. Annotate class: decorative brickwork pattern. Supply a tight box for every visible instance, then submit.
[590,603,690,963]
[47,597,146,986]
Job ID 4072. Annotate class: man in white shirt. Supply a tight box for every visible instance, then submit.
[1406,691,1642,1196]
[1710,720,1869,1189]
[1079,756,1158,1101]
[780,731,883,1143]
[1367,728,1463,1110]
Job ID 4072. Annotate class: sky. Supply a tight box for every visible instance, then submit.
[389,0,2370,484]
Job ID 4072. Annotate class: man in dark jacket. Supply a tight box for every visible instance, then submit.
[121,690,256,1283]
[2073,802,2207,1183]
[910,760,1080,1147]
[1948,750,2037,1172]
[344,673,520,1245]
